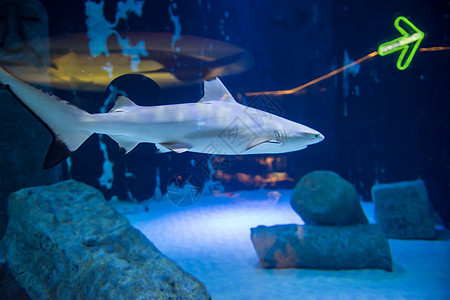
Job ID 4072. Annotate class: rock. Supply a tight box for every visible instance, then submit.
[0,0,49,66]
[372,179,436,240]
[0,259,30,300]
[0,180,210,300]
[290,171,368,225]
[251,224,392,271]
[0,0,58,240]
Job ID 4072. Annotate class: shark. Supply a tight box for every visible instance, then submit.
[0,66,324,169]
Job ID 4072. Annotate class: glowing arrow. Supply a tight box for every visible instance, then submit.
[378,16,425,70]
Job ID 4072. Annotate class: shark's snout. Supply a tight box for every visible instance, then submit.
[305,131,325,144]
[290,129,324,146]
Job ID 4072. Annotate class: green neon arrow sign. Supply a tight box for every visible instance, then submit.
[378,16,424,70]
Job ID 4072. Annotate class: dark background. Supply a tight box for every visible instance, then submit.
[1,0,449,225]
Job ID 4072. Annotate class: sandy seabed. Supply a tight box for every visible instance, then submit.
[124,189,450,300]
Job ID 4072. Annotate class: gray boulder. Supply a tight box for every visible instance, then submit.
[0,180,210,300]
[372,179,436,239]
[0,258,30,300]
[251,224,392,271]
[291,171,368,225]
[0,0,58,240]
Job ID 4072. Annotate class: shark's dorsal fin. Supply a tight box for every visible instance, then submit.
[198,78,237,103]
[155,143,172,154]
[109,94,138,113]
[159,142,192,153]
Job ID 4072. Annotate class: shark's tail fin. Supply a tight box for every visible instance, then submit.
[0,66,93,169]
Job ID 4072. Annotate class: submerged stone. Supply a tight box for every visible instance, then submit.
[251,224,392,271]
[372,179,436,240]
[0,258,30,300]
[0,180,210,299]
[291,171,368,225]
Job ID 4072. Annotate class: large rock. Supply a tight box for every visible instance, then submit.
[0,258,30,300]
[372,179,436,240]
[0,0,58,240]
[291,171,368,225]
[0,180,210,299]
[251,224,392,271]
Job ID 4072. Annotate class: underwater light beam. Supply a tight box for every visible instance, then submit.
[418,46,450,52]
[246,51,378,97]
[247,16,449,97]
[246,46,449,97]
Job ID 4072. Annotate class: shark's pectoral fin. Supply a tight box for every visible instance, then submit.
[159,142,192,153]
[110,135,139,154]
[267,140,282,144]
[245,140,281,151]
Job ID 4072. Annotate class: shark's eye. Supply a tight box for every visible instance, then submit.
[315,134,318,138]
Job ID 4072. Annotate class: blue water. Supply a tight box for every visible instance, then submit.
[0,0,449,299]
